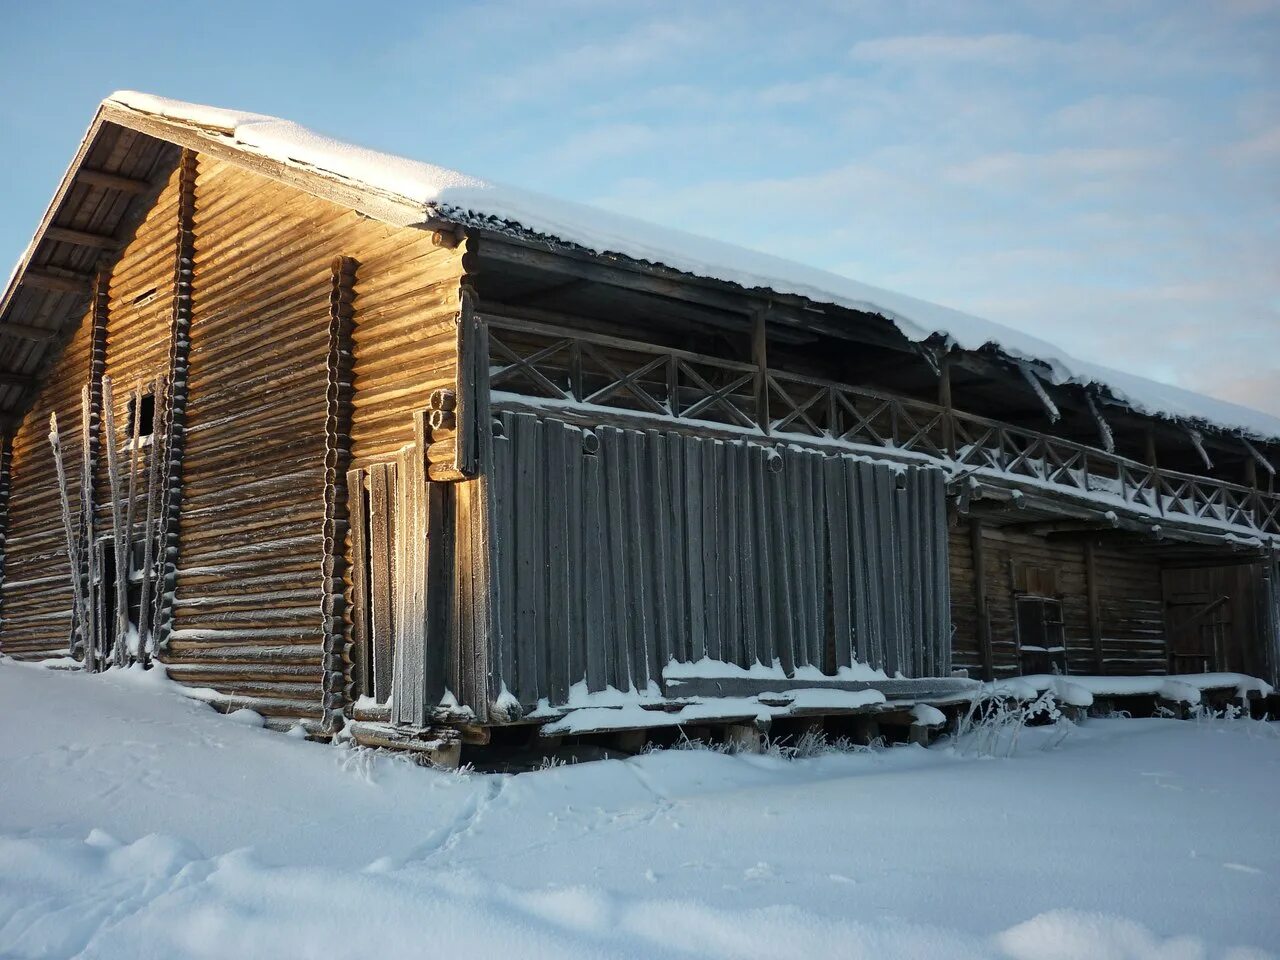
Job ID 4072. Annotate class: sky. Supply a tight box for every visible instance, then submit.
[1,0,1277,415]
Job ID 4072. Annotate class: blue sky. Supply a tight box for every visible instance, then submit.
[2,0,1277,414]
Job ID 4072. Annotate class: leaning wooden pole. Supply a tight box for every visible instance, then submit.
[102,377,131,666]
[49,413,89,661]
[120,382,145,663]
[136,378,166,657]
[78,385,98,672]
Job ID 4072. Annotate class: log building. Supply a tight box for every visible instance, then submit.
[1,93,1277,756]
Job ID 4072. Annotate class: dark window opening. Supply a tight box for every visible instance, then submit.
[1017,595,1066,675]
[127,392,156,439]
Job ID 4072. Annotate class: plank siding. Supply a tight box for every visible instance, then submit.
[479,409,951,710]
[947,526,1167,678]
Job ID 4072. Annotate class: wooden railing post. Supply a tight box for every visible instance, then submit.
[752,306,769,434]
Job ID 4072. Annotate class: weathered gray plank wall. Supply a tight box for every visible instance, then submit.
[479,409,951,710]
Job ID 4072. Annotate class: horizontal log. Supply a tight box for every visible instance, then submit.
[427,462,468,483]
[427,436,456,464]
[428,409,455,432]
[428,388,456,411]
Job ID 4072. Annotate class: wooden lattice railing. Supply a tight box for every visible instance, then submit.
[483,314,1280,537]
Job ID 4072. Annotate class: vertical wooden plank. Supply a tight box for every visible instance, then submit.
[667,430,689,666]
[546,421,571,704]
[768,449,796,675]
[907,470,925,678]
[721,438,742,667]
[452,468,473,706]
[470,314,497,715]
[454,289,478,476]
[648,430,674,679]
[567,424,586,689]
[624,429,653,690]
[368,462,396,702]
[824,457,852,672]
[345,467,371,699]
[603,427,632,689]
[581,429,607,692]
[492,413,517,696]
[701,438,721,663]
[736,442,759,669]
[808,451,828,671]
[875,465,898,675]
[683,434,706,663]
[513,414,540,701]
[423,475,451,707]
[392,445,426,726]
[752,444,776,670]
[935,471,953,677]
[970,518,994,681]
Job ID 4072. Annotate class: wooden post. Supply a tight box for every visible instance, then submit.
[969,518,994,681]
[1085,538,1103,674]
[453,288,479,477]
[79,384,98,671]
[752,306,769,434]
[101,378,131,665]
[321,256,358,731]
[120,383,144,664]
[1144,428,1158,469]
[938,354,954,456]
[153,149,197,654]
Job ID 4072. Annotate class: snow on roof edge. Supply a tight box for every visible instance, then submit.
[100,91,1280,442]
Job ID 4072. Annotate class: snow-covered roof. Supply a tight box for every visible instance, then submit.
[69,93,1280,441]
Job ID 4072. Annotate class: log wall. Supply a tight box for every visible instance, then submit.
[165,158,463,724]
[1,153,465,732]
[0,164,185,660]
[948,524,1167,678]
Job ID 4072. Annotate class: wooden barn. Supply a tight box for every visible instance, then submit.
[1,92,1277,760]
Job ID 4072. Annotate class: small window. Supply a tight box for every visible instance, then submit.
[1017,596,1066,674]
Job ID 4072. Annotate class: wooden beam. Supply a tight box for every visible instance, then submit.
[752,306,769,434]
[76,168,152,194]
[0,320,58,342]
[938,355,954,455]
[0,371,38,388]
[43,225,118,250]
[21,269,93,294]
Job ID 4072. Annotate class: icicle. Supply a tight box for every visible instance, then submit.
[1241,437,1276,477]
[1019,363,1060,423]
[1187,428,1214,471]
[1085,392,1115,453]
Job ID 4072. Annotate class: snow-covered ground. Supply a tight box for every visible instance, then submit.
[1,658,1276,959]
